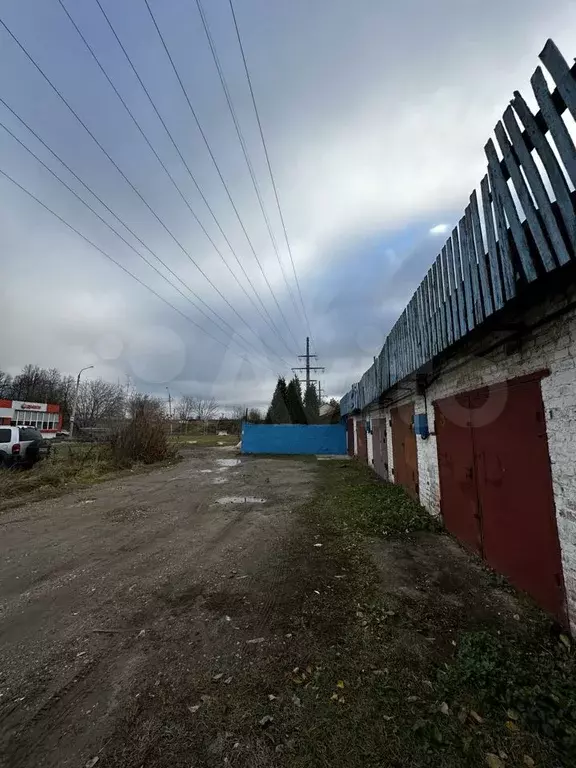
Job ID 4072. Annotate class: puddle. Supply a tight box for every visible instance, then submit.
[216,459,241,468]
[216,496,266,505]
[212,477,228,485]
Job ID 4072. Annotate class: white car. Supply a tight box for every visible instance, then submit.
[0,426,51,469]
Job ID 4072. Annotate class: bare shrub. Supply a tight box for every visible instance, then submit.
[109,395,174,466]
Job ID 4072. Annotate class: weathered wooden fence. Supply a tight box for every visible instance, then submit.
[341,39,576,416]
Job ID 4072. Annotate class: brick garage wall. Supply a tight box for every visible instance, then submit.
[412,286,576,629]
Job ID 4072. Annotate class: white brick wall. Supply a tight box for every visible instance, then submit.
[367,419,374,467]
[361,285,576,630]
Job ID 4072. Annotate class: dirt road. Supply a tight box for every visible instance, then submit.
[1,451,573,768]
[0,449,315,768]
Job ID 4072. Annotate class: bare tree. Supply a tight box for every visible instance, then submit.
[247,408,262,423]
[0,370,12,397]
[191,397,218,423]
[231,405,247,422]
[176,394,197,422]
[74,379,126,429]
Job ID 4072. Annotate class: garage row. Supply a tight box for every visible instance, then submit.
[346,292,576,633]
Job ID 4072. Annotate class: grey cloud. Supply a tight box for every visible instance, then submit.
[1,0,575,406]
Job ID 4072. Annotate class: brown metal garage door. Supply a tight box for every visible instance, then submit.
[435,373,567,624]
[372,418,389,480]
[356,420,368,463]
[347,417,355,456]
[391,403,418,499]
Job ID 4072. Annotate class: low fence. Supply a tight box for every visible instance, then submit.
[241,423,347,455]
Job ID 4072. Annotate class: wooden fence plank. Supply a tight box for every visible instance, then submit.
[502,105,571,266]
[465,205,485,324]
[494,120,556,272]
[486,161,516,300]
[445,241,458,342]
[420,282,431,362]
[411,295,419,370]
[525,71,576,251]
[417,283,427,364]
[415,286,424,366]
[479,174,505,309]
[401,311,408,378]
[407,298,415,372]
[436,254,449,351]
[486,138,537,282]
[451,226,468,337]
[445,237,461,340]
[421,283,430,362]
[432,264,442,353]
[458,216,475,331]
[540,39,576,121]
[441,245,454,345]
[529,68,576,191]
[469,189,494,317]
[424,273,437,356]
[384,343,390,392]
[532,70,576,190]
[431,259,441,351]
[425,274,434,358]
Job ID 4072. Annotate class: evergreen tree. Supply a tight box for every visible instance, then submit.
[304,383,320,424]
[286,377,306,424]
[268,376,290,423]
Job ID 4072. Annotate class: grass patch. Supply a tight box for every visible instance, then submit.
[318,459,440,536]
[272,462,576,767]
[0,442,179,509]
[169,433,238,446]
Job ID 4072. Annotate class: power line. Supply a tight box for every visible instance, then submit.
[0,11,291,369]
[0,165,280,374]
[142,0,301,354]
[228,0,316,352]
[70,0,295,360]
[0,105,288,372]
[194,0,303,333]
[53,0,291,367]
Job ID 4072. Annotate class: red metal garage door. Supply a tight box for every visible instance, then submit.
[347,417,355,456]
[356,420,368,463]
[372,418,389,480]
[391,403,419,500]
[435,393,481,554]
[435,374,567,623]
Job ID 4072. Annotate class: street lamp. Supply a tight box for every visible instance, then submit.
[68,365,94,440]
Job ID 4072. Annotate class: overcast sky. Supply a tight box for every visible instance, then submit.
[1,0,575,410]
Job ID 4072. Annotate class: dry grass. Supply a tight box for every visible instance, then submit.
[0,439,180,510]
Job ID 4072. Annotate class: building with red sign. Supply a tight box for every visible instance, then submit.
[0,399,63,436]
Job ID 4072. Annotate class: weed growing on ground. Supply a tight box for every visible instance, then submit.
[317,460,440,536]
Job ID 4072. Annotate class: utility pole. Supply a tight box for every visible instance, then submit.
[292,336,324,390]
[69,365,94,440]
[317,381,323,403]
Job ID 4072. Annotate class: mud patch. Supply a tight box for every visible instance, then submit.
[215,459,241,468]
[216,496,266,505]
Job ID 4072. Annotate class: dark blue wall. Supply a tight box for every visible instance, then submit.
[241,424,347,455]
